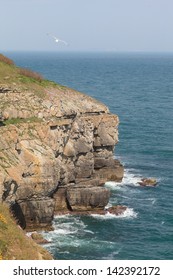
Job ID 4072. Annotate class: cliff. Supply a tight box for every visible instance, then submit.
[0,54,124,230]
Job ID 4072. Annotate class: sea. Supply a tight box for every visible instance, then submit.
[6,51,173,260]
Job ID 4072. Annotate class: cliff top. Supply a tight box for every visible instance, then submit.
[0,54,109,125]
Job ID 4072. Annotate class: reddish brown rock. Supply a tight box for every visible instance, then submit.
[106,205,127,215]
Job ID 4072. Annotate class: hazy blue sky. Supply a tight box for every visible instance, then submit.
[1,0,173,52]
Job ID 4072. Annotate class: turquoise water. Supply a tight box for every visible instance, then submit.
[7,52,173,259]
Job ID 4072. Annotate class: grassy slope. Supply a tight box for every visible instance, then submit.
[0,203,52,260]
[0,60,56,95]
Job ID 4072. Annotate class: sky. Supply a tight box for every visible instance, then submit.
[1,0,173,52]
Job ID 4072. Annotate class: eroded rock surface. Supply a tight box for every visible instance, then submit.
[0,67,124,229]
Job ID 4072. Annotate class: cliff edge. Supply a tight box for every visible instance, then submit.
[0,54,124,230]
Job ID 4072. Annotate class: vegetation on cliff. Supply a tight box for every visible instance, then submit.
[0,53,58,104]
[0,203,52,260]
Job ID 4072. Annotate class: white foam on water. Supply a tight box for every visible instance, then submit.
[123,169,160,188]
[54,214,71,220]
[91,207,138,220]
[53,215,86,227]
[42,214,92,243]
[105,202,113,209]
[104,181,122,190]
[120,207,138,218]
[54,228,78,235]
[104,168,142,190]
[121,169,142,186]
[84,229,95,234]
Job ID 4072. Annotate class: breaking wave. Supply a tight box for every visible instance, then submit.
[91,207,138,220]
[104,168,142,189]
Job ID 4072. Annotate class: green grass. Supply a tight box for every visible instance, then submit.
[0,62,18,84]
[0,55,62,98]
[0,203,53,260]
[3,116,42,126]
[0,239,7,257]
[0,58,59,88]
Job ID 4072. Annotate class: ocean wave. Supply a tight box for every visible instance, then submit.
[104,169,142,189]
[53,215,86,228]
[122,169,142,185]
[91,207,138,220]
[42,214,95,243]
[129,197,157,205]
[53,228,78,235]
[104,181,122,190]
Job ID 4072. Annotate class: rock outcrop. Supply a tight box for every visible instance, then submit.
[0,57,124,229]
[138,178,157,187]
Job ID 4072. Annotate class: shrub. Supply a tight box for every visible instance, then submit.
[0,54,14,65]
[0,213,7,224]
[19,68,43,82]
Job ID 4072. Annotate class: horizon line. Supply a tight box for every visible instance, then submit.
[2,50,173,54]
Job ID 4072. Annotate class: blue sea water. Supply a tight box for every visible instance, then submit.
[7,52,173,260]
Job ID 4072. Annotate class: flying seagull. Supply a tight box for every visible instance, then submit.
[47,33,68,46]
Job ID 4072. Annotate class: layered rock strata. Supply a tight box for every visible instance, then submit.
[0,74,123,229]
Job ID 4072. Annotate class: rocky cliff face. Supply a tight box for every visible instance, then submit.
[0,59,123,229]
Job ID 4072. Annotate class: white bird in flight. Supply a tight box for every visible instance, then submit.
[47,33,68,46]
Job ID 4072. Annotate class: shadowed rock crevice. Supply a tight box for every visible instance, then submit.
[10,201,26,229]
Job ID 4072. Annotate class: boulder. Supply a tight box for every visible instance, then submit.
[138,178,157,187]
[106,205,127,215]
[31,232,49,244]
